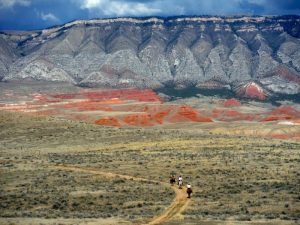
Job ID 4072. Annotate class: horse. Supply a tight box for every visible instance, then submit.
[170,176,176,185]
[187,187,193,198]
[178,180,183,189]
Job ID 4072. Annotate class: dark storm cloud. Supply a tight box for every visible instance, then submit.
[238,1,265,15]
[0,0,299,30]
[271,0,300,10]
[240,0,300,15]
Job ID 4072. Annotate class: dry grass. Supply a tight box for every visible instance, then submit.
[0,110,299,224]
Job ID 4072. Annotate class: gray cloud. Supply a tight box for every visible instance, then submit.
[77,0,248,18]
[40,12,60,22]
[80,0,161,16]
[0,0,30,8]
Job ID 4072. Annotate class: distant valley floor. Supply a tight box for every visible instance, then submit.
[0,82,300,141]
[0,108,299,224]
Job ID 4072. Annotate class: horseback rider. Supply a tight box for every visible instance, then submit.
[187,183,193,198]
[170,174,176,185]
[178,175,183,189]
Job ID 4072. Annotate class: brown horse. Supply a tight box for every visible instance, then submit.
[187,187,192,198]
[170,176,176,185]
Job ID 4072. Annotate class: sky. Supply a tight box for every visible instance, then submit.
[0,0,300,30]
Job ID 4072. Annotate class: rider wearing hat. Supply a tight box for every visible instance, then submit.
[187,183,192,198]
[178,175,183,189]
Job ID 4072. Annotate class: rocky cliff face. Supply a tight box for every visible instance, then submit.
[1,16,300,99]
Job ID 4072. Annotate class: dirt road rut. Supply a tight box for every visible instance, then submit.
[53,165,190,225]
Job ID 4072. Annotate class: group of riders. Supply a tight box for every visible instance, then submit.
[169,175,193,198]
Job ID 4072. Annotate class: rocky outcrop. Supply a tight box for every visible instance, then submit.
[0,36,18,80]
[234,81,269,100]
[260,65,300,95]
[1,16,300,99]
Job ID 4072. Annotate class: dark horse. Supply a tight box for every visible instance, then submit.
[187,187,193,198]
[170,175,176,185]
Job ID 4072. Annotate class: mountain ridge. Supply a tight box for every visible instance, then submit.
[1,15,300,100]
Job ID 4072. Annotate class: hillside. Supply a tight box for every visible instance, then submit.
[1,15,300,100]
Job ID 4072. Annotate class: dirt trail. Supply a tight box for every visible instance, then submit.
[53,165,190,225]
[147,186,190,225]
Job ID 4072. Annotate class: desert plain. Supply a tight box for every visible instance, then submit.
[0,82,300,225]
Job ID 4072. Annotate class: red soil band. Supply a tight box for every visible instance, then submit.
[271,134,290,140]
[94,105,213,127]
[262,105,300,122]
[270,105,298,116]
[263,115,293,122]
[52,89,162,102]
[153,111,170,124]
[123,114,156,126]
[63,101,113,111]
[168,106,213,123]
[95,117,121,127]
[223,99,242,107]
